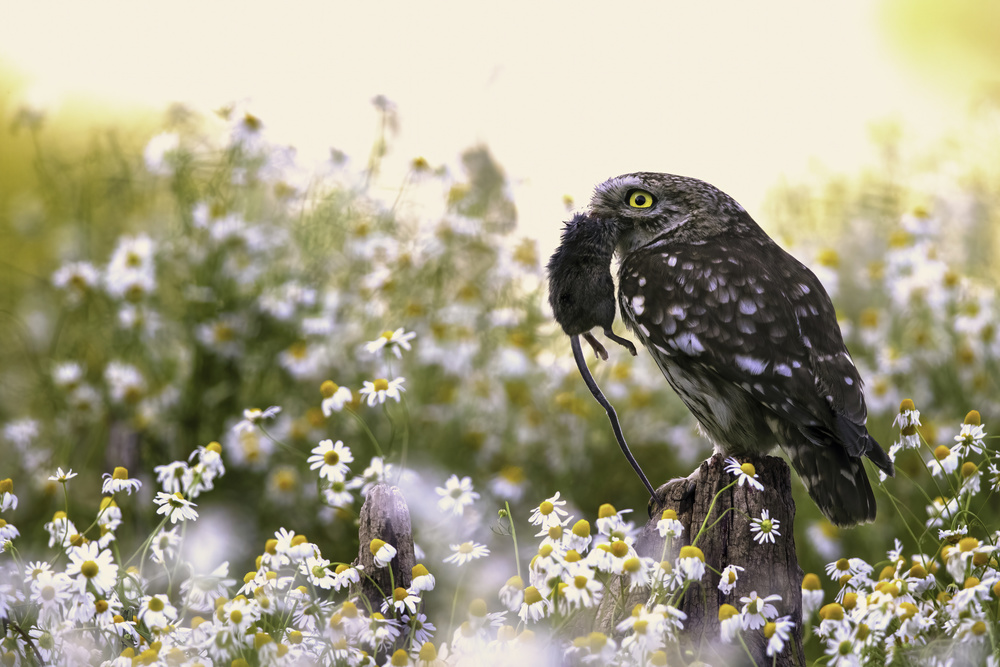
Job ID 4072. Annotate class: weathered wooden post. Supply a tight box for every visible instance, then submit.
[596,454,805,666]
[355,483,417,615]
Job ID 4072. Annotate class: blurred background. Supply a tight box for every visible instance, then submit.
[2,0,999,609]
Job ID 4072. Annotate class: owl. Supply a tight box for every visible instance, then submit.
[583,172,893,526]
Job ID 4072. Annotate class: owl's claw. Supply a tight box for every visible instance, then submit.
[582,333,609,361]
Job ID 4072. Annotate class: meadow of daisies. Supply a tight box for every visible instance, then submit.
[1,100,1000,666]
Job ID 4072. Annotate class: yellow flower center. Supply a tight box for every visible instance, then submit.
[112,467,129,480]
[324,450,340,466]
[373,378,389,392]
[81,560,100,579]
[740,462,756,477]
[148,597,164,612]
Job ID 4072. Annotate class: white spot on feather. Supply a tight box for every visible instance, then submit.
[631,295,645,315]
[734,354,769,375]
[667,256,678,267]
[774,363,792,377]
[638,324,650,336]
[738,299,758,315]
[844,376,854,386]
[799,283,811,294]
[673,333,704,355]
[638,277,646,287]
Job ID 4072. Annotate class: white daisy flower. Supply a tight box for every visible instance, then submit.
[48,468,78,483]
[320,381,353,415]
[410,564,436,593]
[718,564,744,595]
[435,474,480,516]
[765,615,795,657]
[517,586,550,623]
[308,439,354,482]
[138,593,177,630]
[359,377,406,406]
[528,491,569,529]
[724,457,764,491]
[677,545,706,582]
[656,509,685,539]
[65,542,118,594]
[750,509,781,544]
[739,591,781,630]
[102,467,142,495]
[370,539,397,568]
[154,492,199,523]
[233,406,282,434]
[443,541,490,566]
[364,328,416,358]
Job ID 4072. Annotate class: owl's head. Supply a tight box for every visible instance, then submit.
[588,172,749,257]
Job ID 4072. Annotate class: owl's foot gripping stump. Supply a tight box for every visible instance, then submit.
[597,454,806,667]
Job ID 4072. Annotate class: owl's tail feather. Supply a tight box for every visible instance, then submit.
[779,441,878,527]
[863,434,894,478]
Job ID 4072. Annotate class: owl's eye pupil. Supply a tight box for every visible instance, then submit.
[634,195,647,206]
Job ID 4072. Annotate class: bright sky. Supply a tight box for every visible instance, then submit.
[0,2,959,251]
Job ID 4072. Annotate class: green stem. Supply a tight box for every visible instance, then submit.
[691,480,737,548]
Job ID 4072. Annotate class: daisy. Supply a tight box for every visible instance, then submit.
[765,616,795,657]
[518,586,550,622]
[154,460,189,494]
[138,593,177,630]
[498,575,524,612]
[308,439,354,482]
[301,556,336,589]
[410,564,436,592]
[528,491,569,529]
[724,457,764,491]
[750,509,781,544]
[102,467,142,495]
[435,475,480,516]
[656,509,684,539]
[444,541,490,566]
[739,591,781,630]
[0,479,17,511]
[48,468,78,483]
[563,569,603,608]
[385,587,421,615]
[364,328,416,358]
[952,420,986,457]
[718,603,741,642]
[323,480,354,508]
[52,261,101,302]
[359,378,406,406]
[65,542,119,594]
[233,406,282,434]
[801,573,825,618]
[927,445,960,477]
[223,596,261,636]
[677,545,706,582]
[154,492,199,523]
[333,564,363,591]
[370,539,397,567]
[718,564,744,594]
[320,381,353,415]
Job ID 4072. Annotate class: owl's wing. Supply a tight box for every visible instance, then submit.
[618,231,868,454]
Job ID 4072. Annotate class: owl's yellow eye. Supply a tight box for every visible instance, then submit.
[627,190,655,209]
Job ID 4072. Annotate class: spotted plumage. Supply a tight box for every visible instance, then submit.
[585,172,893,526]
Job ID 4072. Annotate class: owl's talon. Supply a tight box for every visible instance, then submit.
[583,333,609,361]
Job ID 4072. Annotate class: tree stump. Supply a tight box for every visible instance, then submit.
[595,454,805,666]
[355,483,417,610]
